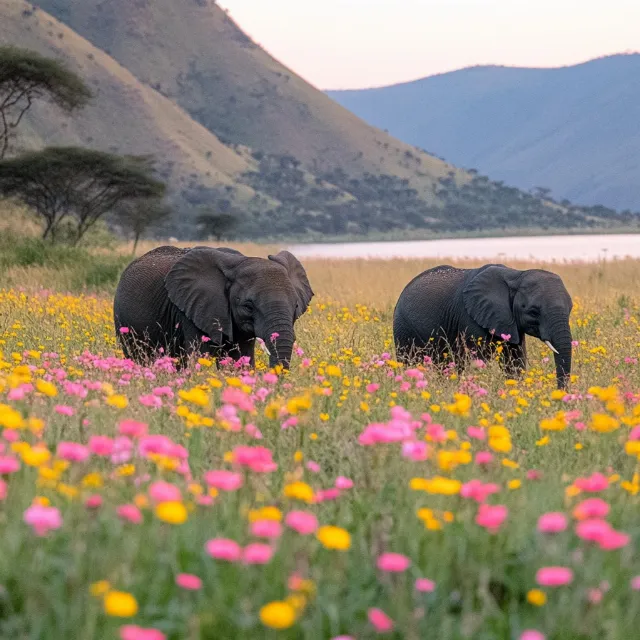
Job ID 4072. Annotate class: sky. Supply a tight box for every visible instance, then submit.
[218,0,640,90]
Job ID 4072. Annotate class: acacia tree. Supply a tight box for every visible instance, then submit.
[0,46,91,158]
[112,198,172,254]
[0,147,166,243]
[195,211,237,241]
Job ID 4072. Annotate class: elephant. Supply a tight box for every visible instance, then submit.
[393,264,573,388]
[113,245,313,369]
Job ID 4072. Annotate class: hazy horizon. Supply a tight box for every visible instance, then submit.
[219,0,640,90]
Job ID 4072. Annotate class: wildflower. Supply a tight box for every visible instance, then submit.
[35,379,57,397]
[104,591,138,617]
[377,552,411,573]
[250,519,283,539]
[575,473,608,492]
[335,476,354,490]
[204,470,243,491]
[243,543,274,565]
[284,481,314,503]
[0,456,20,474]
[536,567,573,587]
[89,435,114,457]
[178,388,209,407]
[317,525,351,550]
[155,501,188,525]
[415,578,436,592]
[23,504,62,536]
[206,538,242,562]
[520,632,545,640]
[118,419,148,438]
[176,574,202,590]
[90,580,111,597]
[527,589,547,606]
[285,510,318,535]
[117,504,143,525]
[85,495,103,509]
[106,395,129,409]
[368,608,394,633]
[120,626,166,640]
[573,498,609,520]
[631,576,640,590]
[56,442,90,463]
[54,405,75,416]
[475,504,508,532]
[537,512,568,533]
[259,600,296,630]
[590,413,619,433]
[326,365,341,377]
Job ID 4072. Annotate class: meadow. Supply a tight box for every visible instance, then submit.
[1,236,640,639]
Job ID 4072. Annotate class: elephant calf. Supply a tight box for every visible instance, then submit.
[113,245,313,369]
[393,264,573,388]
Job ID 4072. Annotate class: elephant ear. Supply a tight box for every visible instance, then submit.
[164,247,245,343]
[268,250,314,319]
[463,265,521,343]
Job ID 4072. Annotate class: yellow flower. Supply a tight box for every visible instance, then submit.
[438,449,472,471]
[508,479,522,490]
[104,591,138,617]
[155,501,188,525]
[0,404,23,430]
[35,379,58,397]
[248,506,283,522]
[527,589,547,606]
[89,580,111,597]
[540,413,567,431]
[283,481,314,503]
[106,395,128,409]
[502,459,519,469]
[264,400,282,419]
[82,473,103,488]
[317,525,351,551]
[590,413,619,433]
[286,395,312,414]
[444,393,472,417]
[178,388,209,407]
[21,445,51,467]
[259,601,297,629]
[625,441,640,457]
[411,476,461,495]
[536,436,550,446]
[326,365,341,377]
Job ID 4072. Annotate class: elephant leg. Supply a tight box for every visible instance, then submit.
[502,338,527,379]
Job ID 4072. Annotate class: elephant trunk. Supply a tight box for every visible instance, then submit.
[258,307,295,369]
[546,318,573,389]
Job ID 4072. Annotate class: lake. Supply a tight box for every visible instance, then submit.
[289,234,640,262]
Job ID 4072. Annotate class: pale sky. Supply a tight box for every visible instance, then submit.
[218,0,640,89]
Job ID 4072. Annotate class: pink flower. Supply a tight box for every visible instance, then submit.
[176,573,202,590]
[0,478,6,501]
[598,529,630,550]
[366,383,380,393]
[89,435,114,457]
[201,335,211,342]
[461,480,501,503]
[23,504,63,536]
[152,386,174,397]
[576,519,612,543]
[232,445,277,473]
[120,625,166,640]
[250,519,283,539]
[630,576,640,590]
[575,472,608,492]
[119,327,130,334]
[139,394,162,408]
[270,332,280,342]
[402,440,429,461]
[536,566,573,587]
[56,441,90,463]
[206,538,242,562]
[243,543,274,565]
[588,588,603,604]
[537,512,568,534]
[475,504,508,532]
[377,552,411,573]
[415,578,436,592]
[0,456,20,474]
[467,426,486,440]
[335,476,354,490]
[573,498,610,520]
[149,481,182,504]
[520,632,545,640]
[117,504,143,525]
[54,405,75,416]
[306,460,320,473]
[314,488,341,502]
[475,451,494,465]
[281,416,299,430]
[118,419,148,438]
[285,510,318,535]
[85,494,103,509]
[500,333,511,341]
[204,470,243,491]
[368,608,394,633]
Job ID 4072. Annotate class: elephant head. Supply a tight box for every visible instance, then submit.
[463,265,573,388]
[164,247,313,369]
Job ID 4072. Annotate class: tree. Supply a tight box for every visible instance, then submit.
[195,211,237,241]
[112,198,172,254]
[0,47,91,158]
[0,147,166,243]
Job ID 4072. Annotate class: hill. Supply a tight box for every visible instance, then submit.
[1,1,635,237]
[328,54,640,213]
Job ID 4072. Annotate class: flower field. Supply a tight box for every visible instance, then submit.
[1,257,640,640]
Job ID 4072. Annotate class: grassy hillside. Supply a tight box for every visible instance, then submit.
[329,54,640,213]
[2,1,635,237]
[0,0,263,214]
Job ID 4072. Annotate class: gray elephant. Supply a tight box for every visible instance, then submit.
[393,264,573,388]
[113,245,313,369]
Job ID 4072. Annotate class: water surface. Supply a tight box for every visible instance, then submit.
[289,234,640,262]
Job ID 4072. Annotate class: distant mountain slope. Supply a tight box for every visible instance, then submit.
[0,0,259,207]
[31,0,467,201]
[328,54,640,212]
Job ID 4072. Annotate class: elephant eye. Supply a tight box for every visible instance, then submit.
[243,300,254,309]
[529,308,540,318]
